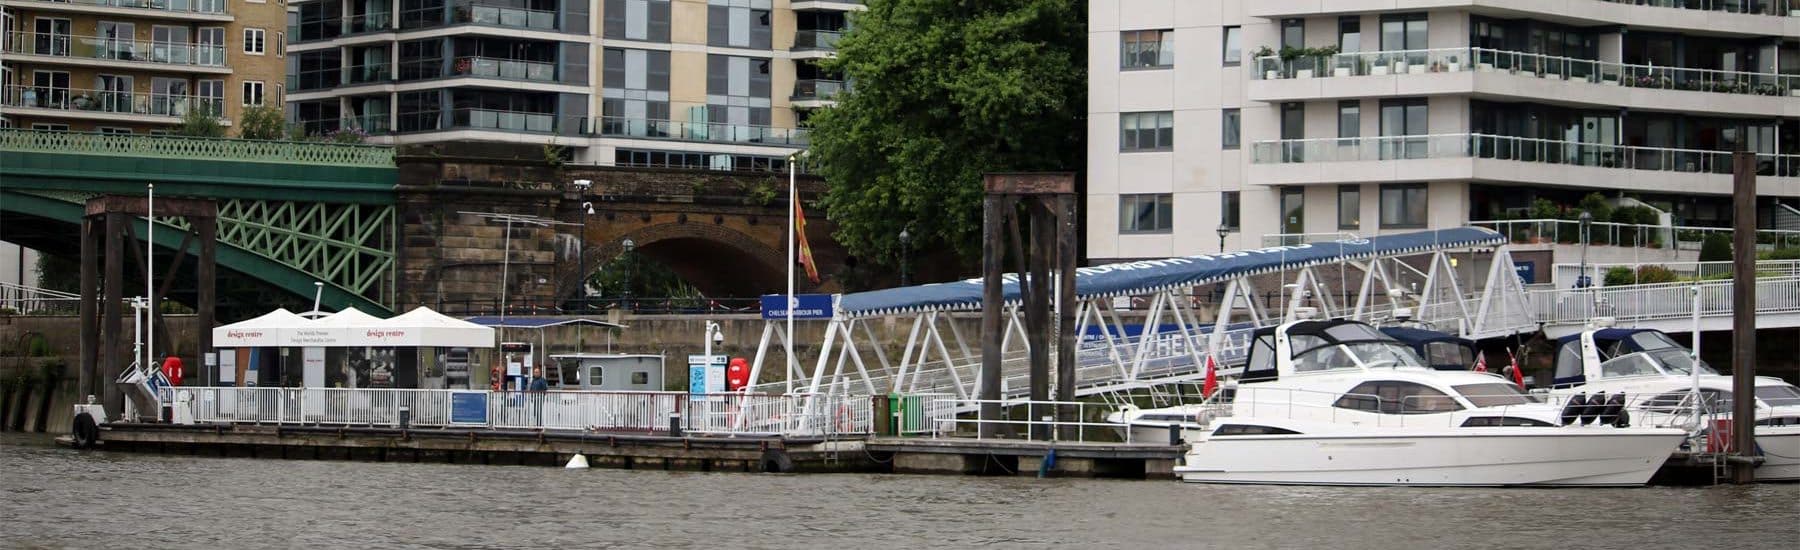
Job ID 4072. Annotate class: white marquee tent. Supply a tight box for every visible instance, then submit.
[211,307,495,349]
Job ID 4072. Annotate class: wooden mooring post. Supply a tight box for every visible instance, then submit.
[978,173,1078,439]
[1729,151,1756,484]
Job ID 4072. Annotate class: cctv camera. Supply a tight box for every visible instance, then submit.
[711,331,725,344]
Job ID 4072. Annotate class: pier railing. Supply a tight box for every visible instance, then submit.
[170,387,876,437]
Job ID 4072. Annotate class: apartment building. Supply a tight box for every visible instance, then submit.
[1,0,288,134]
[283,0,854,171]
[1089,1,1799,263]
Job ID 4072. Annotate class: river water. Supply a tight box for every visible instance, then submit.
[2,433,1795,549]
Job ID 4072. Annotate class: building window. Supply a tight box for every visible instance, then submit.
[601,48,672,134]
[98,127,132,135]
[1379,98,1428,159]
[1338,185,1361,230]
[1380,13,1428,64]
[1121,29,1173,69]
[604,0,672,43]
[1338,100,1360,139]
[276,31,284,57]
[707,0,773,50]
[1120,111,1173,152]
[1338,16,1360,52]
[704,54,773,134]
[1222,26,1241,65]
[1221,191,1241,230]
[1280,18,1304,50]
[1222,108,1240,150]
[1119,194,1174,234]
[242,80,265,106]
[1380,184,1428,229]
[243,28,265,55]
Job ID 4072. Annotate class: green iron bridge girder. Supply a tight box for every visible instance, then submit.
[0,129,399,314]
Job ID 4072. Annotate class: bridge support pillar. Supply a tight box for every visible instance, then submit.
[79,216,100,405]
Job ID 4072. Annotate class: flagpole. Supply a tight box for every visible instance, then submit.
[786,150,806,394]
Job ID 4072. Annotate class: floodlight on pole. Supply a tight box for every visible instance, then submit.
[459,211,578,321]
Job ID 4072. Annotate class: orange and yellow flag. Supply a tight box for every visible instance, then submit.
[795,197,820,284]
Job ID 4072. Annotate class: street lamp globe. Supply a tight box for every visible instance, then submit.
[621,237,635,253]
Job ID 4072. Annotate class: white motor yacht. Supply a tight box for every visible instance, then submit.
[1548,325,1800,481]
[1174,318,1687,487]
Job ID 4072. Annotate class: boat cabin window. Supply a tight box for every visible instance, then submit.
[1619,331,1683,354]
[1213,424,1301,435]
[1244,335,1277,379]
[1423,341,1474,369]
[589,366,604,385]
[1755,385,1800,408]
[1640,390,1695,413]
[1452,383,1532,407]
[1460,416,1552,427]
[1140,414,1193,423]
[632,372,650,385]
[1598,353,1661,378]
[1640,349,1716,376]
[1554,343,1584,382]
[1756,417,1800,427]
[1333,381,1463,414]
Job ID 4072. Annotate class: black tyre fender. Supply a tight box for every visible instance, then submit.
[760,449,793,473]
[72,412,100,449]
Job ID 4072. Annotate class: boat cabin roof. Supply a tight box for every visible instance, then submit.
[1244,320,1424,382]
[1380,327,1477,371]
[1553,328,1692,386]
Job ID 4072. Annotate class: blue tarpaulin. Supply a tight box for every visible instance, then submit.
[836,227,1504,318]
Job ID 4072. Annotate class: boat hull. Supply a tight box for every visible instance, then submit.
[1754,429,1800,481]
[1176,429,1685,487]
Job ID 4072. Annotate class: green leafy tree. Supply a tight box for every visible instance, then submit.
[1699,233,1733,263]
[807,0,1086,269]
[33,254,80,294]
[238,104,288,140]
[172,107,226,137]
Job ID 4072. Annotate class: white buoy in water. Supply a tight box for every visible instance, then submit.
[565,453,590,469]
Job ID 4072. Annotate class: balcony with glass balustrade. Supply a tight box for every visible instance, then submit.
[1,84,225,124]
[1249,1,1795,35]
[4,0,231,22]
[592,117,810,147]
[2,31,229,73]
[1248,46,1797,116]
[1248,133,1798,195]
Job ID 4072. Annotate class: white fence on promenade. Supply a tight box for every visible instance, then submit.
[168,387,877,437]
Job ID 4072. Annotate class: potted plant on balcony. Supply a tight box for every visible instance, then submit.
[1254,46,1276,79]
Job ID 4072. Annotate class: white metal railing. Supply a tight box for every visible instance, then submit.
[456,56,557,82]
[0,282,82,314]
[922,397,1135,443]
[23,0,229,15]
[1261,232,1361,247]
[1251,133,1800,178]
[3,31,226,67]
[173,387,874,437]
[1551,260,1800,288]
[1253,47,1469,80]
[1526,276,1800,325]
[1600,0,1798,17]
[1470,219,1800,251]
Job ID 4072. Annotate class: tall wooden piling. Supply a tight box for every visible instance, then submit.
[1729,151,1757,484]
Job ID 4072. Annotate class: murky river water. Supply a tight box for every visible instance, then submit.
[2,433,1795,549]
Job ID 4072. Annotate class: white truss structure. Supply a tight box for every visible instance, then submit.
[746,240,1540,404]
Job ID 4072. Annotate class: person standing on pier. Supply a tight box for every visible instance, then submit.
[529,367,549,426]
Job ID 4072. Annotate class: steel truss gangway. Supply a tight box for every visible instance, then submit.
[744,228,1543,405]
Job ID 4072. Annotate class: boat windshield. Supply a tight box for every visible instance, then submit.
[1293,342,1426,372]
[1453,383,1533,408]
[1598,349,1716,378]
[1758,385,1800,408]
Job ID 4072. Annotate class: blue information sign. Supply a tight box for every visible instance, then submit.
[761,294,835,320]
[1513,261,1536,285]
[449,391,488,425]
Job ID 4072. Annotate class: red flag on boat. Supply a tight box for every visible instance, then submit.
[794,197,820,284]
[1508,348,1526,390]
[1473,350,1488,373]
[1202,354,1219,398]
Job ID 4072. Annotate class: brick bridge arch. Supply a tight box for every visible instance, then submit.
[571,220,809,300]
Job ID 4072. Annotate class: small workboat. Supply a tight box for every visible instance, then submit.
[1174,317,1686,487]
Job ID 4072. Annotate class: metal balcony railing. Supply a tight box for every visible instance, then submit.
[453,2,557,30]
[794,29,843,50]
[792,79,844,100]
[1251,133,1800,177]
[2,85,223,119]
[1253,46,1799,97]
[454,56,557,82]
[3,31,226,67]
[291,13,395,43]
[25,0,228,16]
[1599,0,1797,17]
[592,116,811,146]
[450,108,561,133]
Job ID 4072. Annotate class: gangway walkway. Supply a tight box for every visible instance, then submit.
[745,227,1800,408]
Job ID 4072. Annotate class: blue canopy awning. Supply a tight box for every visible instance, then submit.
[464,316,628,329]
[837,227,1504,318]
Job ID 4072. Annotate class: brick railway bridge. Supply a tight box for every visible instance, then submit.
[0,129,846,321]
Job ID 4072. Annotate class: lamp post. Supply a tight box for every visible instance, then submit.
[620,237,635,312]
[310,281,324,317]
[573,178,592,308]
[898,227,912,287]
[1578,210,1593,288]
[1216,225,1230,253]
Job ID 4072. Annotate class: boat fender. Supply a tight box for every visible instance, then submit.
[1584,391,1612,425]
[1039,448,1057,478]
[760,449,793,473]
[1559,394,1586,427]
[1598,393,1627,427]
[72,411,100,449]
[565,453,590,469]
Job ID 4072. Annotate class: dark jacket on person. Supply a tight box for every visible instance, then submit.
[529,377,549,392]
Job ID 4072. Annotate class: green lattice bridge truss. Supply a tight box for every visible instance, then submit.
[0,129,399,315]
